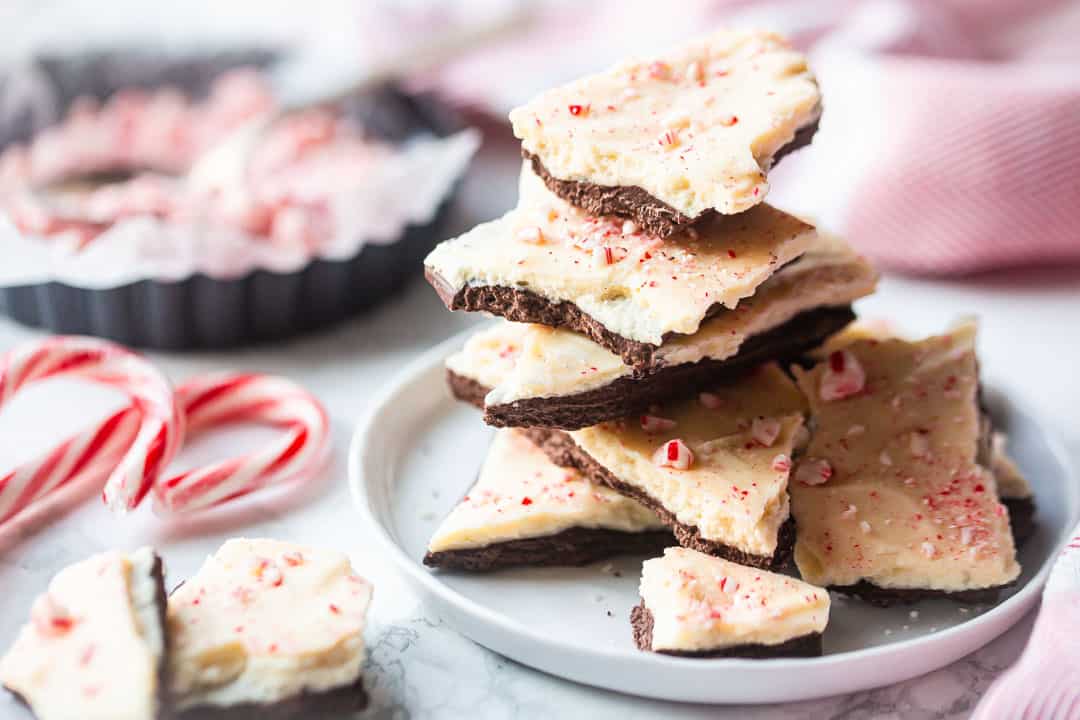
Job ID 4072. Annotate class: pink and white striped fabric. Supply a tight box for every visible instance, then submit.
[411,0,1080,275]
[972,524,1080,720]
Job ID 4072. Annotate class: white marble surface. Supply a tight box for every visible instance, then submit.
[1,127,1079,720]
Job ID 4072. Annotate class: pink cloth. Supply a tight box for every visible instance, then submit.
[972,531,1080,720]
[417,0,1080,275]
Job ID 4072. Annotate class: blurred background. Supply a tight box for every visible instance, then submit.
[3,0,1078,272]
[0,0,1076,396]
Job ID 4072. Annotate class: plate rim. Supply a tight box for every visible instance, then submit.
[349,328,1080,700]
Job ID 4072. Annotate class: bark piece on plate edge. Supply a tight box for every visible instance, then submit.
[425,168,817,369]
[424,429,672,571]
[168,539,372,719]
[0,548,168,720]
[509,29,821,237]
[632,547,828,658]
[445,234,876,430]
[789,322,1022,606]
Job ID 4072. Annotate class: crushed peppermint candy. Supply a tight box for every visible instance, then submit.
[840,504,857,520]
[640,414,677,433]
[921,542,937,558]
[31,594,75,637]
[795,458,833,486]
[771,454,792,472]
[750,417,781,447]
[657,129,680,149]
[859,520,872,534]
[820,350,866,401]
[653,439,694,470]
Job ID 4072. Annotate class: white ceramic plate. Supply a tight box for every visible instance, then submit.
[349,332,1079,704]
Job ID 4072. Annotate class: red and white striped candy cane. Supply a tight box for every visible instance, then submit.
[154,372,329,514]
[0,336,183,513]
[0,406,142,525]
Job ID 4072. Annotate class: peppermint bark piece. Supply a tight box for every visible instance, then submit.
[168,539,372,719]
[510,29,821,237]
[633,548,829,658]
[446,236,876,429]
[0,548,167,720]
[510,364,808,568]
[789,324,1021,606]
[424,429,670,571]
[426,169,816,368]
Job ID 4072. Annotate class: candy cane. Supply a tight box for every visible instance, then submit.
[0,336,183,513]
[154,372,329,514]
[0,406,142,525]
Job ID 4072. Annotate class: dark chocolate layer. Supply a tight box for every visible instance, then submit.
[424,526,674,572]
[1004,496,1036,547]
[175,677,368,720]
[524,118,820,239]
[631,604,822,658]
[429,267,845,371]
[828,580,1013,608]
[447,306,854,430]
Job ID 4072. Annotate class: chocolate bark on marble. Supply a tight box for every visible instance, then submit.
[426,169,817,369]
[633,548,828,658]
[168,539,372,718]
[789,323,1021,606]
[445,237,876,430]
[425,429,671,571]
[509,29,821,238]
[499,364,808,568]
[0,548,168,720]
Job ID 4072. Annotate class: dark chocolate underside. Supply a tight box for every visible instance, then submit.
[175,677,368,720]
[1003,496,1036,547]
[524,117,820,240]
[828,580,1013,608]
[423,526,674,572]
[521,428,795,570]
[473,306,855,430]
[631,604,822,658]
[427,256,842,370]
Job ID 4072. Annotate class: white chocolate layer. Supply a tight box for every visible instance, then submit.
[790,324,1021,592]
[510,29,820,219]
[168,539,372,711]
[448,236,875,407]
[641,547,829,652]
[0,548,163,720]
[570,364,807,558]
[428,429,663,552]
[425,169,815,345]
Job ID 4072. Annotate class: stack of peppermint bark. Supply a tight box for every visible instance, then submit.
[422,30,1033,659]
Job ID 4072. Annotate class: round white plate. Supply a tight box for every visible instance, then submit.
[349,332,1079,704]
